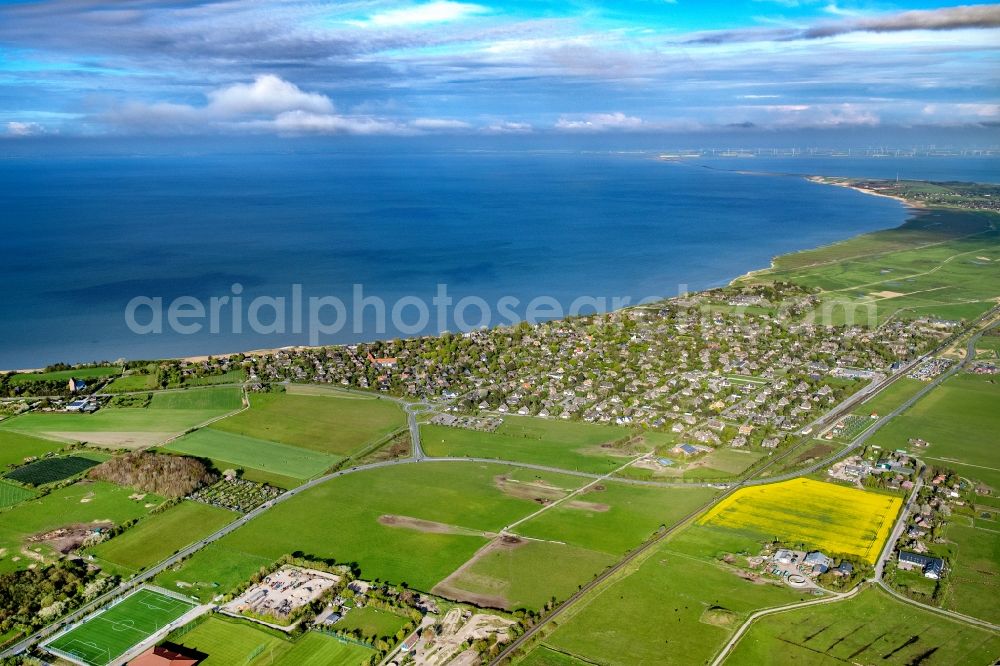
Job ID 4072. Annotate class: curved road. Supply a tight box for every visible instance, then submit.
[6,315,997,660]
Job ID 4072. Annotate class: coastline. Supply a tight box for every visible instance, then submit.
[805,175,926,210]
[0,174,915,374]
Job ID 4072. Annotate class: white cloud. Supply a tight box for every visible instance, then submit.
[206,74,334,117]
[4,121,45,136]
[268,110,410,135]
[554,112,643,132]
[483,120,533,134]
[409,117,472,130]
[349,1,488,28]
[923,103,1000,119]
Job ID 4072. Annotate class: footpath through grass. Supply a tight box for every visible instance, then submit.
[725,587,1000,666]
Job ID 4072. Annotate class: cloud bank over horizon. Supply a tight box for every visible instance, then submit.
[1,1,998,139]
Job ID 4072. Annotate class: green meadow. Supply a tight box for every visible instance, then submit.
[169,616,374,666]
[940,521,1000,625]
[210,391,404,456]
[867,373,1000,488]
[156,543,275,602]
[519,646,590,665]
[332,606,410,640]
[421,416,633,474]
[0,481,163,572]
[165,429,339,480]
[0,430,68,467]
[148,387,243,411]
[515,483,716,556]
[744,207,1000,325]
[87,500,235,574]
[0,407,228,448]
[9,366,120,385]
[536,544,806,666]
[852,376,926,418]
[725,588,1000,666]
[441,540,615,611]
[104,374,158,392]
[166,462,550,594]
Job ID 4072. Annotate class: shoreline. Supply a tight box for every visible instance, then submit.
[0,174,916,374]
[805,175,926,210]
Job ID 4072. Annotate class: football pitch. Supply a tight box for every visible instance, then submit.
[46,588,196,666]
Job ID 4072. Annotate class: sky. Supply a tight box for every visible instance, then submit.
[1,0,999,141]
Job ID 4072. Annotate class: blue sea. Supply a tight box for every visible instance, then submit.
[1,150,997,369]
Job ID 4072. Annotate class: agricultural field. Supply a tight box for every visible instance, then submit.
[165,429,339,480]
[867,373,1000,489]
[852,377,925,419]
[0,403,232,449]
[4,455,99,485]
[0,480,35,508]
[104,373,158,392]
[45,587,196,666]
[519,646,589,665]
[434,539,615,611]
[533,543,807,665]
[168,616,373,666]
[0,430,68,468]
[515,483,716,556]
[156,543,275,602]
[9,366,120,385]
[724,588,1000,666]
[939,520,1000,624]
[421,416,634,474]
[745,208,1000,325]
[87,501,236,575]
[148,387,243,411]
[697,478,901,563]
[210,391,404,457]
[163,462,562,596]
[332,605,410,640]
[0,480,163,572]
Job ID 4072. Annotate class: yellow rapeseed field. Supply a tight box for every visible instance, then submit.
[697,478,902,563]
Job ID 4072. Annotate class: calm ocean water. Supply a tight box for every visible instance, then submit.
[1,151,996,368]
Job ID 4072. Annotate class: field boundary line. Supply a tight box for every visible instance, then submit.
[709,583,862,666]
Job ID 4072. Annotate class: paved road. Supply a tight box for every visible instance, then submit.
[8,314,997,660]
[0,449,712,659]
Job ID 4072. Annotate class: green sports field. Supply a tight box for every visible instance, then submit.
[164,429,339,479]
[45,588,196,666]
